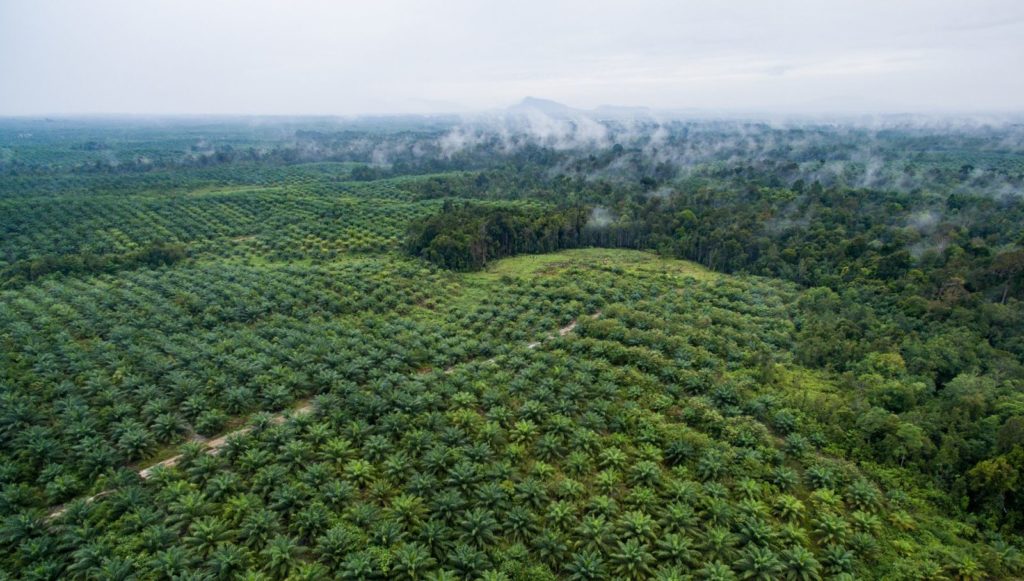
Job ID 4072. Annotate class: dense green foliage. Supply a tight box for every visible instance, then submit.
[406,203,588,270]
[2,241,187,285]
[0,117,1022,579]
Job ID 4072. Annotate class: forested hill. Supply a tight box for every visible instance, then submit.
[0,118,1022,579]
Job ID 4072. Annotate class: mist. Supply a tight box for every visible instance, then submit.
[2,0,1023,117]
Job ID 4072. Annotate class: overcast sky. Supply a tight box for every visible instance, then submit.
[1,0,1022,116]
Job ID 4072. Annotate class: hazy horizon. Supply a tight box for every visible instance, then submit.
[2,0,1023,117]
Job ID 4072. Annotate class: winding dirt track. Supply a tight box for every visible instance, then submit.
[137,402,314,480]
[47,314,602,520]
[47,403,314,520]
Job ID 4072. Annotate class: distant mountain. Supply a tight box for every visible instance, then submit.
[507,97,577,117]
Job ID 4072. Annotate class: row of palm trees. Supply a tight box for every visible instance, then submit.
[3,238,1018,578]
[7,262,1005,579]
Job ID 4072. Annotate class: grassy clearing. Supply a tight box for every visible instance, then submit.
[181,185,285,198]
[465,247,718,282]
[438,248,718,318]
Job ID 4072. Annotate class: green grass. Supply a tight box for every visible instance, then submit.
[465,247,718,282]
[436,248,721,329]
[181,185,285,198]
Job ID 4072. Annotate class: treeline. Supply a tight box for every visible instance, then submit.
[2,242,187,287]
[406,202,589,270]
[408,184,1024,311]
[413,173,1024,305]
[420,174,1024,378]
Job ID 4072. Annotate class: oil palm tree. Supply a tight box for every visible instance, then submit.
[703,526,739,563]
[812,514,850,546]
[820,545,854,576]
[782,545,822,581]
[773,495,804,523]
[260,534,304,579]
[656,532,700,568]
[208,544,250,580]
[697,560,738,580]
[389,494,427,531]
[458,507,500,548]
[610,538,656,580]
[504,505,538,543]
[734,546,784,581]
[566,549,606,580]
[148,546,196,579]
[616,510,658,543]
[239,509,280,550]
[391,542,437,579]
[184,516,235,558]
[339,550,377,579]
[531,528,569,570]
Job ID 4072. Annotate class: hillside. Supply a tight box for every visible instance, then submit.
[0,243,1014,579]
[0,120,1022,579]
